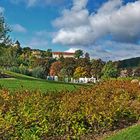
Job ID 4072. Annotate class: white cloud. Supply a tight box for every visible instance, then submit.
[53,0,140,46]
[72,0,88,11]
[97,0,122,14]
[53,26,94,45]
[90,0,140,43]
[53,0,89,29]
[0,6,5,13]
[53,9,89,28]
[53,0,140,60]
[12,24,27,33]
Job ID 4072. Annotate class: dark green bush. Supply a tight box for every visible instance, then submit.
[32,66,44,78]
[9,66,20,73]
[9,65,31,76]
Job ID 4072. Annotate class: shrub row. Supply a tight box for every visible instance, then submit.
[9,66,44,78]
[0,80,140,139]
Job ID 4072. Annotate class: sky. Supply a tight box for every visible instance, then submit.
[0,0,140,61]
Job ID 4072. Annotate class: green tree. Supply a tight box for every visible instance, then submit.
[46,49,52,58]
[90,59,105,79]
[0,13,11,43]
[84,52,90,60]
[22,47,32,58]
[74,50,83,59]
[62,57,76,77]
[32,66,44,78]
[101,61,119,79]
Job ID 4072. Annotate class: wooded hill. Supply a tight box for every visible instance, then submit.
[118,57,140,69]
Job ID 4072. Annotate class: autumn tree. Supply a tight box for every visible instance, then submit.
[74,66,88,78]
[33,58,55,77]
[76,58,91,77]
[50,61,62,76]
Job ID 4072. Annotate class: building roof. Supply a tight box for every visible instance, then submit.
[52,52,75,55]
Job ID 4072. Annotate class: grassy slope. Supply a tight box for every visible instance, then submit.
[0,71,82,92]
[105,124,140,140]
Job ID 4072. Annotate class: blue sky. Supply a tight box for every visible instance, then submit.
[0,0,140,60]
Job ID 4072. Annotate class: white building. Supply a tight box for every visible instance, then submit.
[52,52,75,59]
[79,77,96,83]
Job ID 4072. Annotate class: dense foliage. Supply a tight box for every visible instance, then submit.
[0,80,140,139]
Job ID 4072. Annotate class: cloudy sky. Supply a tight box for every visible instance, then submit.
[0,0,140,60]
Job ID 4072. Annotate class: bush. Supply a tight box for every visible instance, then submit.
[0,80,140,139]
[32,66,44,79]
[9,66,20,73]
[9,65,31,76]
[19,64,31,76]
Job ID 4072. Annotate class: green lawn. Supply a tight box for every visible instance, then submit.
[105,124,140,140]
[0,71,82,92]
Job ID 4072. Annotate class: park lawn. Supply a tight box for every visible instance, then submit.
[105,124,140,140]
[0,71,82,92]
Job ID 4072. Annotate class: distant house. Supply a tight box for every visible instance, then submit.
[32,50,42,58]
[52,52,75,59]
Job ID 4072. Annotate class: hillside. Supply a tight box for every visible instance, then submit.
[118,57,140,69]
[0,70,81,92]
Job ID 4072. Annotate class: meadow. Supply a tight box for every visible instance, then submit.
[0,71,82,92]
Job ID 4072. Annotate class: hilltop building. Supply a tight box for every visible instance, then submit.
[52,52,75,59]
[32,50,42,58]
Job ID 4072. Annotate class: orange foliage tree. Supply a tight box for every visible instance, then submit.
[49,61,62,76]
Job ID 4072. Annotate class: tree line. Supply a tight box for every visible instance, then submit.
[1,13,140,80]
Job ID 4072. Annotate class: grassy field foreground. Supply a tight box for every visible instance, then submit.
[106,124,140,140]
[0,80,140,139]
[0,71,81,92]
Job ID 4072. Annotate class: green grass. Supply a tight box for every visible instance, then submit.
[0,71,82,92]
[105,124,140,140]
